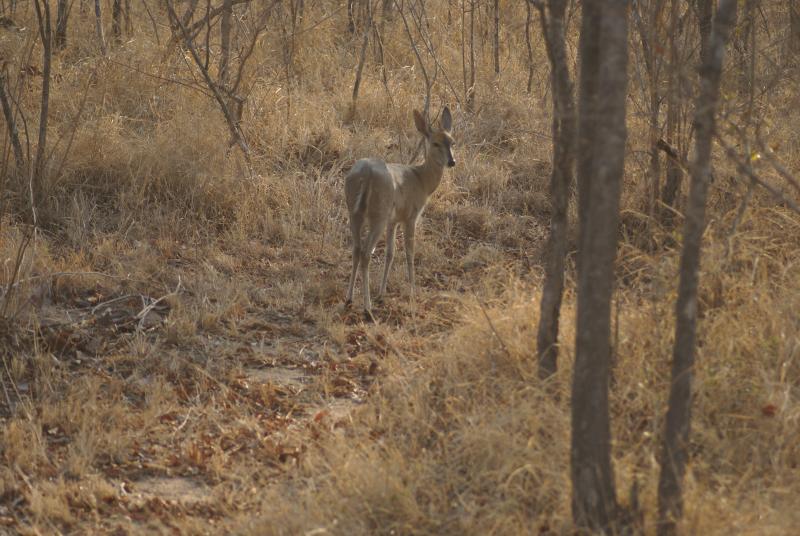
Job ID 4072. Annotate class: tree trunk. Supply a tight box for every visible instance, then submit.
[696,0,713,66]
[55,0,69,49]
[736,0,757,94]
[661,0,683,215]
[33,0,53,213]
[535,0,576,380]
[571,1,628,530]
[125,0,132,34]
[575,3,598,246]
[525,2,534,93]
[790,0,800,56]
[657,1,738,533]
[461,0,468,101]
[633,0,667,218]
[493,0,499,75]
[0,73,24,175]
[347,0,355,33]
[112,0,122,43]
[93,0,107,56]
[467,0,475,110]
[351,2,371,107]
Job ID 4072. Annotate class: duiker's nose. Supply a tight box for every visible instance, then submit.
[447,159,456,168]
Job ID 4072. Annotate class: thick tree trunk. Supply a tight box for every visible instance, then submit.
[657,1,738,533]
[535,0,576,380]
[575,4,598,250]
[571,1,628,531]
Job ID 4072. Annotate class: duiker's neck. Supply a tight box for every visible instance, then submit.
[412,151,445,195]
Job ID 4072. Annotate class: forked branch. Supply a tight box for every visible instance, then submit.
[165,0,251,164]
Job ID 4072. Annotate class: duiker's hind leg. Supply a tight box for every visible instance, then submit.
[377,223,398,300]
[345,214,364,305]
[360,222,386,320]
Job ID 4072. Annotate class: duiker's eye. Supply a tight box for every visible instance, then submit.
[433,142,441,148]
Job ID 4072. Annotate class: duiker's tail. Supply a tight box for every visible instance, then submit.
[353,178,370,217]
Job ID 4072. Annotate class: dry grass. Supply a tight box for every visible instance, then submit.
[0,1,798,534]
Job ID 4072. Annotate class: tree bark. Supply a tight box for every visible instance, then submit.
[657,1,738,533]
[571,1,628,530]
[535,0,576,380]
[575,2,598,250]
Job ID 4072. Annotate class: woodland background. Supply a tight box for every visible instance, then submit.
[0,0,798,534]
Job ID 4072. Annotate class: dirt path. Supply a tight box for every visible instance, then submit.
[0,210,547,533]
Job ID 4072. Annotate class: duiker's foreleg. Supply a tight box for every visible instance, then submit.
[403,221,416,296]
[345,214,364,305]
[377,223,398,299]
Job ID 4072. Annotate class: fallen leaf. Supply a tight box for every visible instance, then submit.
[761,403,778,417]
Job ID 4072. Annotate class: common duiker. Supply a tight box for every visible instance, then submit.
[344,106,456,319]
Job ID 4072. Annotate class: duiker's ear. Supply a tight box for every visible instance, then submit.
[413,109,429,137]
[440,106,452,133]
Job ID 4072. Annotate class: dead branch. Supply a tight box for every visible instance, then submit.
[717,134,800,215]
[755,137,800,196]
[395,0,432,116]
[165,0,252,164]
[0,71,24,174]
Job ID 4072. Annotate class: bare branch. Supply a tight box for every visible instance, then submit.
[717,134,800,215]
[165,0,251,164]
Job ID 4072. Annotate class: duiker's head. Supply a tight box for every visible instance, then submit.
[414,107,455,168]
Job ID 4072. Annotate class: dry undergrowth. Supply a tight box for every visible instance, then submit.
[0,2,798,535]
